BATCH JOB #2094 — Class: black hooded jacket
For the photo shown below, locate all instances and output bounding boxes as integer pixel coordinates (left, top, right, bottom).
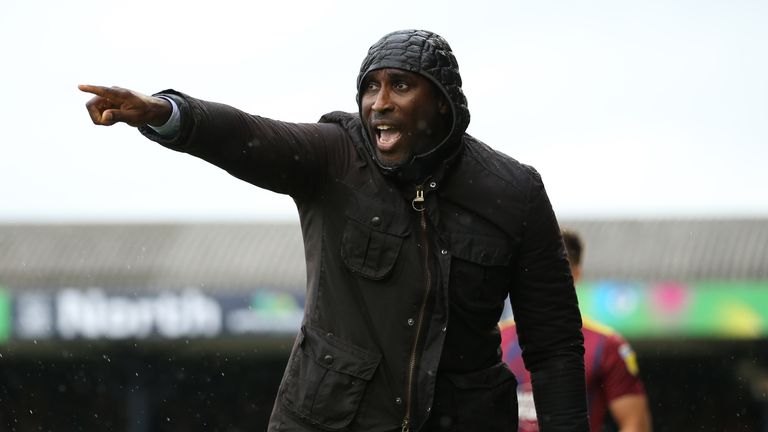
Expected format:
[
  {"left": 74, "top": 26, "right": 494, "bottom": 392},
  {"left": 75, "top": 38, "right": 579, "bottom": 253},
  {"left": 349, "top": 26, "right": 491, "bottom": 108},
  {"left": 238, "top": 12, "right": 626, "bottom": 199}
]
[{"left": 141, "top": 29, "right": 588, "bottom": 432}]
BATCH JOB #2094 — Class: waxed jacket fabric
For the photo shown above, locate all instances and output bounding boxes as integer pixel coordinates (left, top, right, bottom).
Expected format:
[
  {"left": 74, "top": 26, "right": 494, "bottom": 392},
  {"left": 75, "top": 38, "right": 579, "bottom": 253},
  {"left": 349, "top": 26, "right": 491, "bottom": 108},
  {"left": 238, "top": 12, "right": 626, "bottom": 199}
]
[{"left": 140, "top": 30, "right": 587, "bottom": 432}]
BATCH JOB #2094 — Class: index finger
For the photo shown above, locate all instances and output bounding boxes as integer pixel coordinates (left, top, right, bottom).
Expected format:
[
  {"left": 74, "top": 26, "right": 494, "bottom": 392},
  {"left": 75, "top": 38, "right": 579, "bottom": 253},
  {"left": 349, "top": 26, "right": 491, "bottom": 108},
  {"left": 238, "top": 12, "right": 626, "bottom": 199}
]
[{"left": 78, "top": 84, "right": 116, "bottom": 98}]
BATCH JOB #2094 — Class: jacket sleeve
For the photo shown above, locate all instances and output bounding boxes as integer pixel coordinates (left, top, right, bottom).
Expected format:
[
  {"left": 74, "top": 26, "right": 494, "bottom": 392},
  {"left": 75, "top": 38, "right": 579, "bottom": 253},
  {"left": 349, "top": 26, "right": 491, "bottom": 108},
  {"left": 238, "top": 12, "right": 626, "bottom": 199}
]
[
  {"left": 507, "top": 167, "right": 589, "bottom": 431},
  {"left": 138, "top": 90, "right": 350, "bottom": 199}
]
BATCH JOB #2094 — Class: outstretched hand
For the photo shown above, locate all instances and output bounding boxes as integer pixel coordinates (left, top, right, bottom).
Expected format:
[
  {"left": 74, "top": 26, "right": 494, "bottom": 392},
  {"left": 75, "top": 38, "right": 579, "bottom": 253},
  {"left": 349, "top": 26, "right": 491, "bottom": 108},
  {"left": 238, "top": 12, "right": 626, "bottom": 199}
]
[{"left": 78, "top": 85, "right": 172, "bottom": 127}]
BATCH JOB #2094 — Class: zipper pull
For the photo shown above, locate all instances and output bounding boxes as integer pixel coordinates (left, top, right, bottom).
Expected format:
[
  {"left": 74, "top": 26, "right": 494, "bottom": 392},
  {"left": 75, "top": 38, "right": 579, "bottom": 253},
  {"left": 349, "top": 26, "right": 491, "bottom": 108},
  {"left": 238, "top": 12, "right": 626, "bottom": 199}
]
[
  {"left": 401, "top": 417, "right": 410, "bottom": 432},
  {"left": 412, "top": 185, "right": 425, "bottom": 212}
]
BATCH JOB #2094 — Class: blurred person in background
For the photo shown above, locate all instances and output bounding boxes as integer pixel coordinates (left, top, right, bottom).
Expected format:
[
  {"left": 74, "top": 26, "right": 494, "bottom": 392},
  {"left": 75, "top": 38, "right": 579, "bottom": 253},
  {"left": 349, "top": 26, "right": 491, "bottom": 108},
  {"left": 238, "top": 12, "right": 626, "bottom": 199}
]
[
  {"left": 79, "top": 29, "right": 589, "bottom": 432},
  {"left": 501, "top": 229, "right": 652, "bottom": 432}
]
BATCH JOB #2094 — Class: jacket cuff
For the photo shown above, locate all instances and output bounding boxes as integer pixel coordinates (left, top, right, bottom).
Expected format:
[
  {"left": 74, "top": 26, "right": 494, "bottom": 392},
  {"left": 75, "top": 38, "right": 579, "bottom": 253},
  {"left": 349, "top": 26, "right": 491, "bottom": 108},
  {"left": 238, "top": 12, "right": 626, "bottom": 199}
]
[
  {"left": 138, "top": 90, "right": 194, "bottom": 152},
  {"left": 530, "top": 356, "right": 589, "bottom": 431}
]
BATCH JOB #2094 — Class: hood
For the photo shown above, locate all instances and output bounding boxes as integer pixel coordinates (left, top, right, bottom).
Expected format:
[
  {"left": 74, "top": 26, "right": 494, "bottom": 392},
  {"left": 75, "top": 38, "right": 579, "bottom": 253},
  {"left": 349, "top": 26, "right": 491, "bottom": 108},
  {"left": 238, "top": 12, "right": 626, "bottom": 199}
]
[{"left": 356, "top": 29, "right": 471, "bottom": 183}]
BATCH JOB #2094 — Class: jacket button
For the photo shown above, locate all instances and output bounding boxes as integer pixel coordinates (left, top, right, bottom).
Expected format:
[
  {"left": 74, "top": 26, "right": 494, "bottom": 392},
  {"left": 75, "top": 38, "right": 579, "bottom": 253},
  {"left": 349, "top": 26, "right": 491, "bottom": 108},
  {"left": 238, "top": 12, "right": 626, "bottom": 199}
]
[
  {"left": 429, "top": 181, "right": 437, "bottom": 188},
  {"left": 407, "top": 318, "right": 415, "bottom": 326},
  {"left": 394, "top": 397, "right": 403, "bottom": 405},
  {"left": 370, "top": 216, "right": 381, "bottom": 226},
  {"left": 323, "top": 354, "right": 334, "bottom": 365},
  {"left": 441, "top": 249, "right": 448, "bottom": 255}
]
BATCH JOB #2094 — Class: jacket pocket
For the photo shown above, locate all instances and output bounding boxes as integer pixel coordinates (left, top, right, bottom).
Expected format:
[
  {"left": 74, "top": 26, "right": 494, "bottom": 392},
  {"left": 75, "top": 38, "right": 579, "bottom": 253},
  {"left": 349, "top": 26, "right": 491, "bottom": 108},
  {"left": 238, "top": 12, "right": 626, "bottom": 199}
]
[
  {"left": 340, "top": 200, "right": 410, "bottom": 280},
  {"left": 449, "top": 233, "right": 515, "bottom": 311},
  {"left": 281, "top": 324, "right": 381, "bottom": 431},
  {"left": 436, "top": 363, "right": 518, "bottom": 431}
]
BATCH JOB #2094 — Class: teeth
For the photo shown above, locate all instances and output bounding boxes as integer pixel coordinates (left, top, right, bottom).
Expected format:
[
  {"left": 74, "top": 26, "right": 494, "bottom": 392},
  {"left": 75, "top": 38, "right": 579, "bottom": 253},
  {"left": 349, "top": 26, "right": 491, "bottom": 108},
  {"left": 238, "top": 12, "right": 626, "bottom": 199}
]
[{"left": 376, "top": 125, "right": 392, "bottom": 130}]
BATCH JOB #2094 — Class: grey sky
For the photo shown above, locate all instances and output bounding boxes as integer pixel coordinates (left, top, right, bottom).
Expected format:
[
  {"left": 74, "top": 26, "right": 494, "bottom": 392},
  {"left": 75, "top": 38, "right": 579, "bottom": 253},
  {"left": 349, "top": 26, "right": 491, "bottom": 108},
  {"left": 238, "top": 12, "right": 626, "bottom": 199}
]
[{"left": 2, "top": 0, "right": 766, "bottom": 222}]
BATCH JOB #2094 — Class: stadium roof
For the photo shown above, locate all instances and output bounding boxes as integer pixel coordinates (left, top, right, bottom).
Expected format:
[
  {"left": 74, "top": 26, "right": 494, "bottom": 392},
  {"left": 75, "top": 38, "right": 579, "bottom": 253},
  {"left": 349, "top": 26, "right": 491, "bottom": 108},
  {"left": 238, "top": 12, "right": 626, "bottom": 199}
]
[
  {"left": 0, "top": 223, "right": 305, "bottom": 293},
  {"left": 1, "top": 218, "right": 766, "bottom": 292},
  {"left": 563, "top": 218, "right": 768, "bottom": 282}
]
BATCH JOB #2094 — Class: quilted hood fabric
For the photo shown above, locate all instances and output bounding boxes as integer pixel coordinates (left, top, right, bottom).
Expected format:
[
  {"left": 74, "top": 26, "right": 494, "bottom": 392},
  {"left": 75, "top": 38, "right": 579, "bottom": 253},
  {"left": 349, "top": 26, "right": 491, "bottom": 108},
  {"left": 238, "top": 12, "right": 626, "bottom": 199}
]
[{"left": 356, "top": 29, "right": 471, "bottom": 182}]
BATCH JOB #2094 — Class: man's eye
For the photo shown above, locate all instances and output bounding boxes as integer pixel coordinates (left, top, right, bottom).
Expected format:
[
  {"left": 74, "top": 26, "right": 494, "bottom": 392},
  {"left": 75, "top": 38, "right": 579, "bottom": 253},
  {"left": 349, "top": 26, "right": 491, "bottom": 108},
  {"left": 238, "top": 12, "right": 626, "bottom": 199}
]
[
  {"left": 365, "top": 82, "right": 379, "bottom": 91},
  {"left": 394, "top": 82, "right": 409, "bottom": 90}
]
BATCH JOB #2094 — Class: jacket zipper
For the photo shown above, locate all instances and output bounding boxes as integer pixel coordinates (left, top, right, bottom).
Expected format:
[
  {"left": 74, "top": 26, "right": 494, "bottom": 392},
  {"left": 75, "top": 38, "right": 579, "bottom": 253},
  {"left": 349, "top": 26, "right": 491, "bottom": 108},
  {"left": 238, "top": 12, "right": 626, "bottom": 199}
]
[{"left": 403, "top": 184, "right": 430, "bottom": 432}]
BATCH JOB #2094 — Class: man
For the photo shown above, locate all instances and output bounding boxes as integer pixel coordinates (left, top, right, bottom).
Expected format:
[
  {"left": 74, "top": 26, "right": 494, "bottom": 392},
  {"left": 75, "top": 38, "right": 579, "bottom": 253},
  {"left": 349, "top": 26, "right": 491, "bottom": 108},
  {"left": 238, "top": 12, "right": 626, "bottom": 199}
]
[
  {"left": 80, "top": 29, "right": 588, "bottom": 431},
  {"left": 501, "top": 229, "right": 652, "bottom": 432}
]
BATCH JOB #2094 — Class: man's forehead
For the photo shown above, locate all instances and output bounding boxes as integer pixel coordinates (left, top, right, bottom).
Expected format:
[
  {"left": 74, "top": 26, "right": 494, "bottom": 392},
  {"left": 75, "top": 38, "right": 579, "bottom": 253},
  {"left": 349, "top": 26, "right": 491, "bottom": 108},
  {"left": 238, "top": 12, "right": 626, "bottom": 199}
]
[{"left": 364, "top": 68, "right": 423, "bottom": 81}]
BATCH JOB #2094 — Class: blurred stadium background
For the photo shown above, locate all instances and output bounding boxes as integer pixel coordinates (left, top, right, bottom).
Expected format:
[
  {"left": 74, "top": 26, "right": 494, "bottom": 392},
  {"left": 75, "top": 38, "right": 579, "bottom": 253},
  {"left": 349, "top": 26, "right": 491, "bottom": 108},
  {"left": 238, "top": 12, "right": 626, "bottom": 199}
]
[{"left": 1, "top": 218, "right": 766, "bottom": 431}]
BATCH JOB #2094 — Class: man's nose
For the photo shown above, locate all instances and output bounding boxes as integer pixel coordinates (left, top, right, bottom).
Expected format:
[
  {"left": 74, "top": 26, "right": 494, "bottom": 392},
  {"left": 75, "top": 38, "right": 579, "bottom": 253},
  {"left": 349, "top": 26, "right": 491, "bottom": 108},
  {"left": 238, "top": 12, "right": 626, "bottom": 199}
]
[{"left": 371, "top": 88, "right": 393, "bottom": 112}]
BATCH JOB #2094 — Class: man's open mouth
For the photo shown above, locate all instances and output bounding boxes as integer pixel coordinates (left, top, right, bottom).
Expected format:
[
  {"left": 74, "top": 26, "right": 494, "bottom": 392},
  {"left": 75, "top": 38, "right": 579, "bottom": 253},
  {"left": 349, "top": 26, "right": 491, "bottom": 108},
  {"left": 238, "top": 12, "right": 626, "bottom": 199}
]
[{"left": 375, "top": 125, "right": 402, "bottom": 152}]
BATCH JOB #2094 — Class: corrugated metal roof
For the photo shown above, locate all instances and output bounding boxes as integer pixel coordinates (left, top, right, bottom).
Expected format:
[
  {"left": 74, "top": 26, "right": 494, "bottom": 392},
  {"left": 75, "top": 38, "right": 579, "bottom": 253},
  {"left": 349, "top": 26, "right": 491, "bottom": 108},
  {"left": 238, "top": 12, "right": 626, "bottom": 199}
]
[
  {"left": 562, "top": 218, "right": 768, "bottom": 282},
  {"left": 0, "top": 223, "right": 305, "bottom": 293},
  {"left": 0, "top": 218, "right": 766, "bottom": 293}
]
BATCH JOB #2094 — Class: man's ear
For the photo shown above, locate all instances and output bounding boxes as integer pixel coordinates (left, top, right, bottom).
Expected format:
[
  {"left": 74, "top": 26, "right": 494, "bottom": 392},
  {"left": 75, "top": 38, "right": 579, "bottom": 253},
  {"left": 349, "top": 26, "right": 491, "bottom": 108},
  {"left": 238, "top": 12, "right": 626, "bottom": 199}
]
[
  {"left": 439, "top": 98, "right": 450, "bottom": 115},
  {"left": 571, "top": 265, "right": 582, "bottom": 283}
]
